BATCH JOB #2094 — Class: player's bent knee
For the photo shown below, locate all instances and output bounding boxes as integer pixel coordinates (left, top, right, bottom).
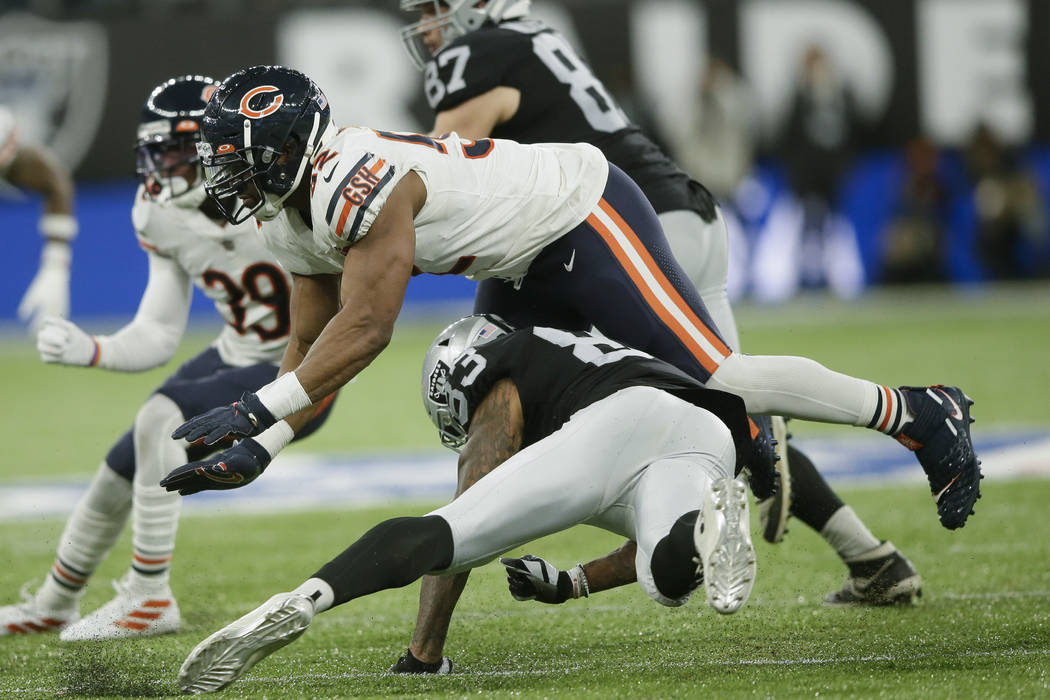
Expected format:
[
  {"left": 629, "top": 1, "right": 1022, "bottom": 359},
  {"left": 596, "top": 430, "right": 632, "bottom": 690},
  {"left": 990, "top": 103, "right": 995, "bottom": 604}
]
[{"left": 134, "top": 393, "right": 184, "bottom": 438}]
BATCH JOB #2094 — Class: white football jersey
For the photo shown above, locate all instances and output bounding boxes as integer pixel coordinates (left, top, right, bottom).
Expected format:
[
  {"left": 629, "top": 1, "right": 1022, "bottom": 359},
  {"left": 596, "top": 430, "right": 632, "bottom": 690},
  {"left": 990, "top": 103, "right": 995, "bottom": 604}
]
[
  {"left": 131, "top": 186, "right": 292, "bottom": 366},
  {"left": 0, "top": 106, "right": 18, "bottom": 174},
  {"left": 257, "top": 127, "right": 608, "bottom": 280}
]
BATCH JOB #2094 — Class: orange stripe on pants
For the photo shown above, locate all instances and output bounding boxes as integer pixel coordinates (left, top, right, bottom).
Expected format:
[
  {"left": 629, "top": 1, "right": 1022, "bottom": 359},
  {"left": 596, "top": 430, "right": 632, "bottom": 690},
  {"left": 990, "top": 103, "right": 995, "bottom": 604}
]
[{"left": 585, "top": 211, "right": 722, "bottom": 375}]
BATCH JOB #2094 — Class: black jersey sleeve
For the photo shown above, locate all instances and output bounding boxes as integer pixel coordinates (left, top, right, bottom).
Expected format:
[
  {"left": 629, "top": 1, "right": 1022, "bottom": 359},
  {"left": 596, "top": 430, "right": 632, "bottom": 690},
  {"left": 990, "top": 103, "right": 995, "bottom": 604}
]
[{"left": 428, "top": 26, "right": 533, "bottom": 113}]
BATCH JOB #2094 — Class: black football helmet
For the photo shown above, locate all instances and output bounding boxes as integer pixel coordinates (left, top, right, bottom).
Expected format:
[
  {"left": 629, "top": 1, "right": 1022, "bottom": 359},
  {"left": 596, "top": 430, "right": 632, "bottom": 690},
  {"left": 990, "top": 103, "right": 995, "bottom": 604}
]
[
  {"left": 197, "top": 65, "right": 332, "bottom": 224},
  {"left": 135, "top": 75, "right": 219, "bottom": 208}
]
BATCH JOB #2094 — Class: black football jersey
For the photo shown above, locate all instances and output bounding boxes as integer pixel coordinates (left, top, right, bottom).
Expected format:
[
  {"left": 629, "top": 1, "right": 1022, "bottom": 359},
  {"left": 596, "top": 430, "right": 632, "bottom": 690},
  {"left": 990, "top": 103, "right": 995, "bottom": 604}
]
[
  {"left": 443, "top": 327, "right": 752, "bottom": 472},
  {"left": 425, "top": 19, "right": 716, "bottom": 221}
]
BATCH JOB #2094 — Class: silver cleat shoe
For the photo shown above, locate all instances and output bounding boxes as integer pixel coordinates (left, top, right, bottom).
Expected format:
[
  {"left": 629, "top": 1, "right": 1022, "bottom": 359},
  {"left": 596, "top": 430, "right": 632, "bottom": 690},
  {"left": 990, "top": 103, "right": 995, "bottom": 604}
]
[
  {"left": 695, "top": 477, "right": 757, "bottom": 614},
  {"left": 178, "top": 592, "right": 315, "bottom": 694}
]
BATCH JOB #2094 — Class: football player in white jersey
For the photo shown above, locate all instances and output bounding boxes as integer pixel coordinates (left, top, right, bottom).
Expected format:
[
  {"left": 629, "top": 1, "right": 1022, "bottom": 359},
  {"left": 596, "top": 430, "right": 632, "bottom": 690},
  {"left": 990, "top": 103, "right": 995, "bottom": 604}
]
[
  {"left": 0, "top": 76, "right": 334, "bottom": 641},
  {"left": 167, "top": 66, "right": 980, "bottom": 543},
  {"left": 0, "top": 105, "right": 78, "bottom": 333},
  {"left": 174, "top": 316, "right": 761, "bottom": 692}
]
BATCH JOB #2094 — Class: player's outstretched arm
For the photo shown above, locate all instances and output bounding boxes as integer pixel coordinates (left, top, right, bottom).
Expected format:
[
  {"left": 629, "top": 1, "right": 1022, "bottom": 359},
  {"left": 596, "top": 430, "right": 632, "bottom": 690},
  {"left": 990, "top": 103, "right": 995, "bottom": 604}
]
[
  {"left": 501, "top": 541, "right": 639, "bottom": 604},
  {"left": 38, "top": 251, "right": 191, "bottom": 371},
  {"left": 11, "top": 143, "right": 78, "bottom": 333},
  {"left": 394, "top": 378, "right": 523, "bottom": 674},
  {"left": 173, "top": 175, "right": 421, "bottom": 450}
]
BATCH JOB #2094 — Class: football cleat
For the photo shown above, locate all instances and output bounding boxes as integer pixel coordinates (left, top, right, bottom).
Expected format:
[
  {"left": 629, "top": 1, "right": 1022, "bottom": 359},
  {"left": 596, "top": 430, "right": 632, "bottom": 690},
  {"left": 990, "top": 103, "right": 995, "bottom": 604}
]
[
  {"left": 757, "top": 416, "right": 792, "bottom": 544},
  {"left": 178, "top": 592, "right": 315, "bottom": 694},
  {"left": 0, "top": 582, "right": 77, "bottom": 636},
  {"left": 390, "top": 648, "right": 454, "bottom": 674},
  {"left": 823, "top": 541, "right": 922, "bottom": 606},
  {"left": 59, "top": 575, "right": 179, "bottom": 641},
  {"left": 744, "top": 415, "right": 780, "bottom": 500},
  {"left": 695, "top": 477, "right": 756, "bottom": 615},
  {"left": 896, "top": 386, "right": 982, "bottom": 529}
]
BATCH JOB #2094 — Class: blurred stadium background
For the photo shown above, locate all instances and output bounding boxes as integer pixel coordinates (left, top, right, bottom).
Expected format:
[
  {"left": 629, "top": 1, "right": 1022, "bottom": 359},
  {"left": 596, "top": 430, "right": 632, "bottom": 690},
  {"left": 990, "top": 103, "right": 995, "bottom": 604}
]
[{"left": 1, "top": 2, "right": 1049, "bottom": 697}]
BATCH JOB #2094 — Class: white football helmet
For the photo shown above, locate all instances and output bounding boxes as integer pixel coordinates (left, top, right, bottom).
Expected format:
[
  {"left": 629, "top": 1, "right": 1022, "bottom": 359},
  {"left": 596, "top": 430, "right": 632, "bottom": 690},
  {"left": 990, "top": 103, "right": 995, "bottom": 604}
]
[
  {"left": 400, "top": 0, "right": 532, "bottom": 70},
  {"left": 421, "top": 314, "right": 514, "bottom": 451}
]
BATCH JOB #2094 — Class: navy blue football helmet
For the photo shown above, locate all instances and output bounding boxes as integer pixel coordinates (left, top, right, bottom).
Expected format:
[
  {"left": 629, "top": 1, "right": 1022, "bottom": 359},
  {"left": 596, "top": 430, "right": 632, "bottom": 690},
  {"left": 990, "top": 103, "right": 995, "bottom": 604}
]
[
  {"left": 197, "top": 65, "right": 332, "bottom": 224},
  {"left": 135, "top": 75, "right": 219, "bottom": 207}
]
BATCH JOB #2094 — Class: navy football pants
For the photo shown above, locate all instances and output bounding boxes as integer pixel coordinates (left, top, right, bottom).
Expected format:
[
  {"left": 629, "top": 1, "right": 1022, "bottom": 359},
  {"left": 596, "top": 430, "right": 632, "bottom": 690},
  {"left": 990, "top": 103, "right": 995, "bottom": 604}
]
[
  {"left": 105, "top": 346, "right": 334, "bottom": 481},
  {"left": 474, "top": 164, "right": 732, "bottom": 383}
]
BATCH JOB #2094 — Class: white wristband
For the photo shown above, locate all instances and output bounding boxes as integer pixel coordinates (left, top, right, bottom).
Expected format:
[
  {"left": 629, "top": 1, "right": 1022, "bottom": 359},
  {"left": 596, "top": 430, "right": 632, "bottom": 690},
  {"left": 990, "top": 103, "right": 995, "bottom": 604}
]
[
  {"left": 255, "top": 371, "right": 312, "bottom": 420},
  {"left": 39, "top": 214, "right": 78, "bottom": 242},
  {"left": 567, "top": 564, "right": 590, "bottom": 599},
  {"left": 40, "top": 239, "right": 72, "bottom": 267},
  {"left": 252, "top": 420, "right": 295, "bottom": 459}
]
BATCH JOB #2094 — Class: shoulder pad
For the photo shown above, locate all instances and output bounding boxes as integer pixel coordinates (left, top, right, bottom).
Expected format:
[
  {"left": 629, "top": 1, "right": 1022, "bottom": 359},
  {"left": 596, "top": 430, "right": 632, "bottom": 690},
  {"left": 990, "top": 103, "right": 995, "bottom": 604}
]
[
  {"left": 131, "top": 186, "right": 181, "bottom": 256},
  {"left": 311, "top": 130, "right": 401, "bottom": 244}
]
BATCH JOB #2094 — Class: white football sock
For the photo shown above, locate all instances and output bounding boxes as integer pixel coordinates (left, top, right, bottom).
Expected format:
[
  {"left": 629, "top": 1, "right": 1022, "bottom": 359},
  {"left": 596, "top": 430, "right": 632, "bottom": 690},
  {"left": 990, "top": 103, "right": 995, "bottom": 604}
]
[
  {"left": 36, "top": 463, "right": 132, "bottom": 612},
  {"left": 128, "top": 394, "right": 185, "bottom": 592},
  {"left": 293, "top": 578, "right": 335, "bottom": 613},
  {"left": 820, "top": 506, "right": 881, "bottom": 561},
  {"left": 707, "top": 352, "right": 885, "bottom": 426}
]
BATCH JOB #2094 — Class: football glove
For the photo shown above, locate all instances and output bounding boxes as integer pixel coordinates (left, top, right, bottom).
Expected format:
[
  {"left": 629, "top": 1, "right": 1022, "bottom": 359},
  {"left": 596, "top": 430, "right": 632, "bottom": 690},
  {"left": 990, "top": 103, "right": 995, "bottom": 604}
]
[
  {"left": 159, "top": 438, "right": 271, "bottom": 496},
  {"left": 18, "top": 241, "right": 71, "bottom": 335},
  {"left": 171, "top": 391, "right": 276, "bottom": 445},
  {"left": 36, "top": 317, "right": 96, "bottom": 366},
  {"left": 500, "top": 555, "right": 589, "bottom": 604},
  {"left": 389, "top": 648, "right": 453, "bottom": 675}
]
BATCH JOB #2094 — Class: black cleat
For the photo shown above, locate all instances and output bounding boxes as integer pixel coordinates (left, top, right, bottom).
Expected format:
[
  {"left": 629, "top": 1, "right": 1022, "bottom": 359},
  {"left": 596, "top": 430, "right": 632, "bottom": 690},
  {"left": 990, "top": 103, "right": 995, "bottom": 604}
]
[
  {"left": 757, "top": 416, "right": 792, "bottom": 544},
  {"left": 896, "top": 386, "right": 981, "bottom": 530},
  {"left": 744, "top": 415, "right": 781, "bottom": 501},
  {"left": 824, "top": 541, "right": 922, "bottom": 606}
]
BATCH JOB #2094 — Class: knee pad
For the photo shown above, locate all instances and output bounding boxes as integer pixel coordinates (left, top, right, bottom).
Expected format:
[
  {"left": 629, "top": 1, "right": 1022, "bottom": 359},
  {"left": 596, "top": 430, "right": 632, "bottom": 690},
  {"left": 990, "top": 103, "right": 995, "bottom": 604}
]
[{"left": 132, "top": 394, "right": 187, "bottom": 485}]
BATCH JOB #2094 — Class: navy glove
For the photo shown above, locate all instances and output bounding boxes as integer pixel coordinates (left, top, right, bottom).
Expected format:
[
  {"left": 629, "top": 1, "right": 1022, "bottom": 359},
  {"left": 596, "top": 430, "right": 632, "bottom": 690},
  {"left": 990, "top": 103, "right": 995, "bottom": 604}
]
[
  {"left": 171, "top": 392, "right": 276, "bottom": 445},
  {"left": 389, "top": 648, "right": 453, "bottom": 675},
  {"left": 159, "top": 438, "right": 271, "bottom": 496}
]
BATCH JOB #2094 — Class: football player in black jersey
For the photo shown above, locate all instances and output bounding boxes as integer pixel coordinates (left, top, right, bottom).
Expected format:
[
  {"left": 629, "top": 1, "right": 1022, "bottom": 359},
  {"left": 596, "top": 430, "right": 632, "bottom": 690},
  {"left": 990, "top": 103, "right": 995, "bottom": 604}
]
[
  {"left": 397, "top": 0, "right": 924, "bottom": 628},
  {"left": 175, "top": 316, "right": 764, "bottom": 692}
]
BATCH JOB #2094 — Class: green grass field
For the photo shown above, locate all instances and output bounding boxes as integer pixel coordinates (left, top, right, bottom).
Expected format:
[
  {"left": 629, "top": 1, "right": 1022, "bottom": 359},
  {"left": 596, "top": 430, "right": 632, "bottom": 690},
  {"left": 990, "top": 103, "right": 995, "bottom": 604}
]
[{"left": 1, "top": 284, "right": 1049, "bottom": 698}]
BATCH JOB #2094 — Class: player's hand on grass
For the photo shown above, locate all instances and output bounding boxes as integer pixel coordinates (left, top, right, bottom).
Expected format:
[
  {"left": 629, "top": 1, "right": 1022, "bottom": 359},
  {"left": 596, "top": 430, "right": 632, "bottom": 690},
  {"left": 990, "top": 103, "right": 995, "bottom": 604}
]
[
  {"left": 171, "top": 391, "right": 275, "bottom": 445},
  {"left": 36, "top": 317, "right": 96, "bottom": 366},
  {"left": 500, "top": 555, "right": 579, "bottom": 604},
  {"left": 160, "top": 438, "right": 271, "bottom": 496}
]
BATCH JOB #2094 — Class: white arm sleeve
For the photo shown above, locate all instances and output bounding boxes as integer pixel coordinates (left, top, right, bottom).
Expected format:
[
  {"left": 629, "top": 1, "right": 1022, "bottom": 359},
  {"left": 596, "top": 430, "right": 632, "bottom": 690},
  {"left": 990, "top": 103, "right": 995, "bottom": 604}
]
[{"left": 93, "top": 251, "right": 192, "bottom": 371}]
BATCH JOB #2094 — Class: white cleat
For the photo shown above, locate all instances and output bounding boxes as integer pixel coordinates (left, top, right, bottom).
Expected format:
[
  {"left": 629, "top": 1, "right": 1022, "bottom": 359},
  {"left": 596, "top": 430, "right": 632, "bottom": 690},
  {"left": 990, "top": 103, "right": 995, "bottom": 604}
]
[
  {"left": 178, "top": 592, "right": 315, "bottom": 694},
  {"left": 59, "top": 576, "right": 179, "bottom": 642},
  {"left": 695, "top": 477, "right": 757, "bottom": 615},
  {"left": 0, "top": 582, "right": 78, "bottom": 636}
]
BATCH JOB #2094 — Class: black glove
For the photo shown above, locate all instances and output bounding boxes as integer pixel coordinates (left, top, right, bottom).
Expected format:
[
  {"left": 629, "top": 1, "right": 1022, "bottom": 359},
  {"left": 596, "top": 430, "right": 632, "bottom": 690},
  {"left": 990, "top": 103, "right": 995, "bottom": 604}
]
[
  {"left": 389, "top": 648, "right": 453, "bottom": 675},
  {"left": 160, "top": 439, "right": 271, "bottom": 496},
  {"left": 171, "top": 391, "right": 276, "bottom": 445},
  {"left": 744, "top": 415, "right": 781, "bottom": 500},
  {"left": 500, "top": 555, "right": 584, "bottom": 604}
]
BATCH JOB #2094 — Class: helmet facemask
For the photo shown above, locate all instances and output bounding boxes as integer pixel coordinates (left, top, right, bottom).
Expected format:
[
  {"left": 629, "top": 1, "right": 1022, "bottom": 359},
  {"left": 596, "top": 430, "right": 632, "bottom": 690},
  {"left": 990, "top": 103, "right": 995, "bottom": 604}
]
[
  {"left": 199, "top": 110, "right": 322, "bottom": 225},
  {"left": 135, "top": 124, "right": 208, "bottom": 210}
]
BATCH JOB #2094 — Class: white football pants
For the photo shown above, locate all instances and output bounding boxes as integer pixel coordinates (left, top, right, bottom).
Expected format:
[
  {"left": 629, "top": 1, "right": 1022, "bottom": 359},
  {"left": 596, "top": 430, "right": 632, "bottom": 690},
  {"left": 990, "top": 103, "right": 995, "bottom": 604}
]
[{"left": 428, "top": 386, "right": 735, "bottom": 606}]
